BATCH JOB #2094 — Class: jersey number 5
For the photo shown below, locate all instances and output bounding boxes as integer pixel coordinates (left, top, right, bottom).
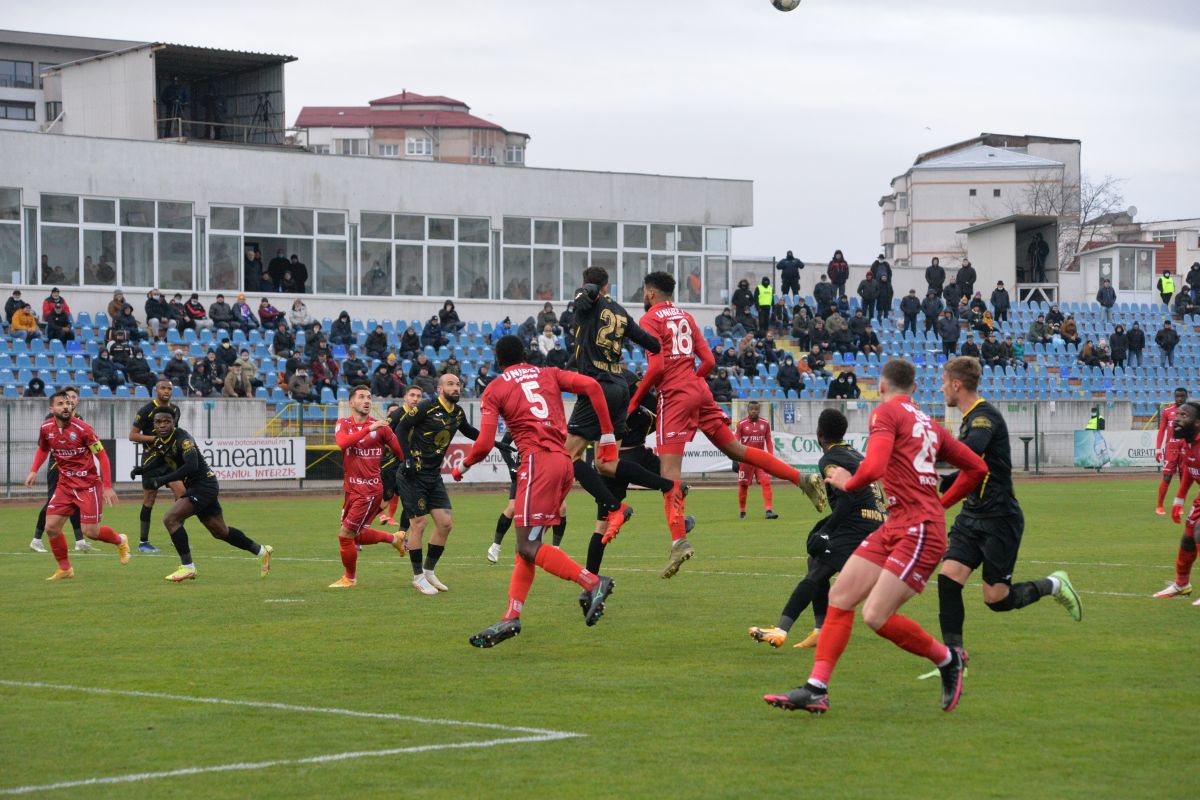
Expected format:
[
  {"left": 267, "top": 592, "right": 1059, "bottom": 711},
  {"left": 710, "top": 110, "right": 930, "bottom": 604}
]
[
  {"left": 665, "top": 319, "right": 693, "bottom": 356},
  {"left": 521, "top": 381, "right": 550, "bottom": 419},
  {"left": 911, "top": 422, "right": 938, "bottom": 475}
]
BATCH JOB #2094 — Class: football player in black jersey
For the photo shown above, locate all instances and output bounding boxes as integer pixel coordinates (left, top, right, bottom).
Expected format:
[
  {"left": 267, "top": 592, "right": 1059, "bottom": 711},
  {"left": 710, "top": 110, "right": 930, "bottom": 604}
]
[
  {"left": 565, "top": 266, "right": 685, "bottom": 543},
  {"left": 132, "top": 407, "right": 272, "bottom": 582},
  {"left": 377, "top": 387, "right": 422, "bottom": 529},
  {"left": 128, "top": 379, "right": 183, "bottom": 553},
  {"left": 932, "top": 357, "right": 1081, "bottom": 664},
  {"left": 750, "top": 409, "right": 885, "bottom": 649},
  {"left": 30, "top": 385, "right": 92, "bottom": 553}
]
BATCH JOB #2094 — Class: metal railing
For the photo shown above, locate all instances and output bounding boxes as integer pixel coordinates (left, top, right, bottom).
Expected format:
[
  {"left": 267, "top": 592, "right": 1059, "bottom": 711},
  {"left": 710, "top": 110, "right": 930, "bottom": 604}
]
[{"left": 156, "top": 117, "right": 309, "bottom": 148}]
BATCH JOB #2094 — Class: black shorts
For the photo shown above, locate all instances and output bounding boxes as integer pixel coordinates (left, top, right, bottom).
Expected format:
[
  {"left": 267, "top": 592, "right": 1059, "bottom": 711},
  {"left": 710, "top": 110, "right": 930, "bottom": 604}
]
[
  {"left": 398, "top": 470, "right": 452, "bottom": 518},
  {"left": 806, "top": 520, "right": 876, "bottom": 571},
  {"left": 567, "top": 375, "right": 629, "bottom": 442},
  {"left": 185, "top": 479, "right": 224, "bottom": 521},
  {"left": 381, "top": 460, "right": 400, "bottom": 500},
  {"left": 945, "top": 511, "right": 1024, "bottom": 586},
  {"left": 596, "top": 446, "right": 659, "bottom": 520},
  {"left": 46, "top": 467, "right": 59, "bottom": 498}
]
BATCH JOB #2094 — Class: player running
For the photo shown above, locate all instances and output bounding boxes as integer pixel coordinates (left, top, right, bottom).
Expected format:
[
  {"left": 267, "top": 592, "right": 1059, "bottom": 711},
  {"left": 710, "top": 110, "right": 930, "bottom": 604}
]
[
  {"left": 736, "top": 401, "right": 779, "bottom": 520},
  {"left": 377, "top": 387, "right": 422, "bottom": 528},
  {"left": 763, "top": 359, "right": 986, "bottom": 715},
  {"left": 486, "top": 433, "right": 563, "bottom": 563},
  {"left": 455, "top": 335, "right": 618, "bottom": 648},
  {"left": 328, "top": 386, "right": 409, "bottom": 588},
  {"left": 565, "top": 266, "right": 684, "bottom": 543},
  {"left": 396, "top": 373, "right": 482, "bottom": 595},
  {"left": 29, "top": 385, "right": 94, "bottom": 553},
  {"left": 929, "top": 357, "right": 1081, "bottom": 669},
  {"left": 1160, "top": 400, "right": 1200, "bottom": 601},
  {"left": 1156, "top": 387, "right": 1189, "bottom": 516},
  {"left": 133, "top": 408, "right": 272, "bottom": 582},
  {"left": 629, "top": 271, "right": 826, "bottom": 578},
  {"left": 24, "top": 390, "right": 128, "bottom": 580},
  {"left": 750, "top": 409, "right": 885, "bottom": 650},
  {"left": 128, "top": 379, "right": 183, "bottom": 553}
]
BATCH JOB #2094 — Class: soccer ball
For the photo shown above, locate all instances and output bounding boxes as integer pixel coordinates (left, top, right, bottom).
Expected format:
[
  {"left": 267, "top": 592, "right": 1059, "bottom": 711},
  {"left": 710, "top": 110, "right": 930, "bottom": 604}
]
[{"left": 772, "top": 0, "right": 801, "bottom": 10}]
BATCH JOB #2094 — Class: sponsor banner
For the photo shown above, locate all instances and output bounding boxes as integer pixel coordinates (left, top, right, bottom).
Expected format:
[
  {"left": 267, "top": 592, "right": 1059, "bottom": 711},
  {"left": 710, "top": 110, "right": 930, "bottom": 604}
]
[
  {"left": 442, "top": 437, "right": 514, "bottom": 484},
  {"left": 680, "top": 433, "right": 870, "bottom": 475},
  {"left": 1073, "top": 430, "right": 1157, "bottom": 468},
  {"left": 114, "top": 437, "right": 306, "bottom": 482}
]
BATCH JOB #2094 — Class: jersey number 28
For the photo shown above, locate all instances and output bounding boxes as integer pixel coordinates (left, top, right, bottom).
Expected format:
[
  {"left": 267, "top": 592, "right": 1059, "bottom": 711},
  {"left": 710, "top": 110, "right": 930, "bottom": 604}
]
[{"left": 911, "top": 422, "right": 938, "bottom": 474}]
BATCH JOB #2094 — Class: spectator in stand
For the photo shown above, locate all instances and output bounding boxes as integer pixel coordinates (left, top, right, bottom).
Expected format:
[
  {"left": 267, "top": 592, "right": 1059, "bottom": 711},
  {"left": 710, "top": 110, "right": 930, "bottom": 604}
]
[
  {"left": 208, "top": 294, "right": 234, "bottom": 332},
  {"left": 925, "top": 257, "right": 945, "bottom": 297},
  {"left": 559, "top": 300, "right": 576, "bottom": 331},
  {"left": 847, "top": 308, "right": 869, "bottom": 344},
  {"left": 311, "top": 350, "right": 339, "bottom": 393},
  {"left": 439, "top": 354, "right": 463, "bottom": 378},
  {"left": 960, "top": 333, "right": 981, "bottom": 359},
  {"left": 899, "top": 288, "right": 920, "bottom": 335},
  {"left": 342, "top": 348, "right": 368, "bottom": 385},
  {"left": 804, "top": 344, "right": 830, "bottom": 381},
  {"left": 45, "top": 299, "right": 74, "bottom": 343},
  {"left": 364, "top": 324, "right": 388, "bottom": 360},
  {"left": 856, "top": 270, "right": 879, "bottom": 321},
  {"left": 113, "top": 303, "right": 141, "bottom": 341},
  {"left": 1077, "top": 340, "right": 1100, "bottom": 368},
  {"left": 473, "top": 365, "right": 493, "bottom": 397},
  {"left": 267, "top": 249, "right": 290, "bottom": 289},
  {"left": 769, "top": 298, "right": 790, "bottom": 336},
  {"left": 288, "top": 367, "right": 315, "bottom": 403},
  {"left": 715, "top": 307, "right": 737, "bottom": 338},
  {"left": 956, "top": 295, "right": 970, "bottom": 320},
  {"left": 303, "top": 322, "right": 326, "bottom": 360},
  {"left": 534, "top": 301, "right": 557, "bottom": 332},
  {"left": 709, "top": 368, "right": 734, "bottom": 403},
  {"left": 1096, "top": 279, "right": 1117, "bottom": 326},
  {"left": 1156, "top": 320, "right": 1180, "bottom": 367},
  {"left": 778, "top": 250, "right": 805, "bottom": 298},
  {"left": 829, "top": 322, "right": 854, "bottom": 356},
  {"left": 181, "top": 293, "right": 210, "bottom": 331},
  {"left": 288, "top": 254, "right": 308, "bottom": 294},
  {"left": 974, "top": 310, "right": 995, "bottom": 337},
  {"left": 106, "top": 290, "right": 126, "bottom": 323},
  {"left": 107, "top": 328, "right": 132, "bottom": 375},
  {"left": 288, "top": 298, "right": 312, "bottom": 331},
  {"left": 204, "top": 349, "right": 227, "bottom": 392},
  {"left": 413, "top": 366, "right": 437, "bottom": 397},
  {"left": 776, "top": 356, "right": 803, "bottom": 397},
  {"left": 25, "top": 376, "right": 46, "bottom": 398},
  {"left": 163, "top": 349, "right": 191, "bottom": 390},
  {"left": 739, "top": 341, "right": 761, "bottom": 377},
  {"left": 212, "top": 340, "right": 235, "bottom": 371},
  {"left": 860, "top": 323, "right": 882, "bottom": 357},
  {"left": 329, "top": 311, "right": 354, "bottom": 346},
  {"left": 877, "top": 274, "right": 894, "bottom": 321},
  {"left": 517, "top": 315, "right": 539, "bottom": 345},
  {"left": 956, "top": 258, "right": 977, "bottom": 299},
  {"left": 42, "top": 287, "right": 70, "bottom": 321},
  {"left": 825, "top": 306, "right": 847, "bottom": 338},
  {"left": 166, "top": 293, "right": 189, "bottom": 332},
  {"left": 1060, "top": 315, "right": 1081, "bottom": 346},
  {"left": 921, "top": 290, "right": 943, "bottom": 333},
  {"left": 981, "top": 332, "right": 1005, "bottom": 367},
  {"left": 258, "top": 298, "right": 283, "bottom": 329},
  {"left": 1157, "top": 269, "right": 1177, "bottom": 307},
  {"left": 761, "top": 333, "right": 780, "bottom": 365},
  {"left": 422, "top": 316, "right": 446, "bottom": 350},
  {"left": 1186, "top": 261, "right": 1200, "bottom": 300},
  {"left": 546, "top": 341, "right": 568, "bottom": 368},
  {"left": 91, "top": 348, "right": 123, "bottom": 390},
  {"left": 409, "top": 352, "right": 434, "bottom": 380},
  {"left": 435, "top": 300, "right": 462, "bottom": 334},
  {"left": 143, "top": 289, "right": 170, "bottom": 340},
  {"left": 230, "top": 294, "right": 259, "bottom": 332},
  {"left": 870, "top": 253, "right": 892, "bottom": 285},
  {"left": 238, "top": 349, "right": 262, "bottom": 389},
  {"left": 754, "top": 276, "right": 774, "bottom": 334},
  {"left": 370, "top": 365, "right": 397, "bottom": 398},
  {"left": 827, "top": 250, "right": 849, "bottom": 299},
  {"left": 538, "top": 325, "right": 557, "bottom": 356},
  {"left": 11, "top": 302, "right": 39, "bottom": 342},
  {"left": 270, "top": 321, "right": 294, "bottom": 358},
  {"left": 813, "top": 274, "right": 836, "bottom": 315},
  {"left": 717, "top": 345, "right": 738, "bottom": 373},
  {"left": 5, "top": 288, "right": 23, "bottom": 323},
  {"left": 276, "top": 270, "right": 297, "bottom": 293},
  {"left": 223, "top": 361, "right": 253, "bottom": 397},
  {"left": 990, "top": 280, "right": 1011, "bottom": 323},
  {"left": 731, "top": 278, "right": 754, "bottom": 322},
  {"left": 1045, "top": 304, "right": 1065, "bottom": 328},
  {"left": 937, "top": 309, "right": 960, "bottom": 357},
  {"left": 493, "top": 317, "right": 513, "bottom": 341},
  {"left": 399, "top": 326, "right": 421, "bottom": 360},
  {"left": 1011, "top": 335, "right": 1027, "bottom": 367},
  {"left": 735, "top": 303, "right": 758, "bottom": 337},
  {"left": 1175, "top": 291, "right": 1196, "bottom": 318},
  {"left": 827, "top": 371, "right": 861, "bottom": 399},
  {"left": 243, "top": 247, "right": 264, "bottom": 292},
  {"left": 1094, "top": 338, "right": 1114, "bottom": 369},
  {"left": 125, "top": 348, "right": 155, "bottom": 390},
  {"left": 809, "top": 318, "right": 830, "bottom": 355},
  {"left": 791, "top": 307, "right": 812, "bottom": 349},
  {"left": 1109, "top": 324, "right": 1128, "bottom": 369},
  {"left": 1027, "top": 314, "right": 1051, "bottom": 345},
  {"left": 943, "top": 279, "right": 962, "bottom": 317}
]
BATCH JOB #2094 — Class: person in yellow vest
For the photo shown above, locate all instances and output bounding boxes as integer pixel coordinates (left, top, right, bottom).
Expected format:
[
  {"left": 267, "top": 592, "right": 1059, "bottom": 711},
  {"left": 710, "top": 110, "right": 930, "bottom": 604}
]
[
  {"left": 755, "top": 276, "right": 774, "bottom": 335},
  {"left": 1086, "top": 407, "right": 1105, "bottom": 431},
  {"left": 1158, "top": 270, "right": 1176, "bottom": 306},
  {"left": 1086, "top": 406, "right": 1108, "bottom": 472}
]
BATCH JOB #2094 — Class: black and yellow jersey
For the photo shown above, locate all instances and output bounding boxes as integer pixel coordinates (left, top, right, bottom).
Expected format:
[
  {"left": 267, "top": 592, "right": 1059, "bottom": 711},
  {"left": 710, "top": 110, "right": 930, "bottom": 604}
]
[
  {"left": 621, "top": 369, "right": 657, "bottom": 448},
  {"left": 817, "top": 442, "right": 887, "bottom": 539},
  {"left": 147, "top": 427, "right": 217, "bottom": 489},
  {"left": 397, "top": 397, "right": 480, "bottom": 473},
  {"left": 570, "top": 289, "right": 660, "bottom": 377},
  {"left": 954, "top": 399, "right": 1019, "bottom": 518},
  {"left": 133, "top": 399, "right": 180, "bottom": 437}
]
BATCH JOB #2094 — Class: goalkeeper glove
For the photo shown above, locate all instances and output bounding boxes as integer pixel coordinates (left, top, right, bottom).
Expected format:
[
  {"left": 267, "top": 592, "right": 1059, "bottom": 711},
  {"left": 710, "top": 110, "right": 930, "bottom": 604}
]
[
  {"left": 597, "top": 433, "right": 618, "bottom": 464},
  {"left": 130, "top": 466, "right": 145, "bottom": 480}
]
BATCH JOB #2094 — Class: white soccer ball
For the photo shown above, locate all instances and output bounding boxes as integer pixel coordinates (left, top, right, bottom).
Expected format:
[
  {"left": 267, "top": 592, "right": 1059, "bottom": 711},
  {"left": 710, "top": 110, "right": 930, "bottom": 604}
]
[{"left": 772, "top": 0, "right": 801, "bottom": 10}]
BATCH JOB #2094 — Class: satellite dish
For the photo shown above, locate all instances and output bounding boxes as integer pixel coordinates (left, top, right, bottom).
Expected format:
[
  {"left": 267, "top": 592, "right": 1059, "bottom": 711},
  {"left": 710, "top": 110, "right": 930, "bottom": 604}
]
[{"left": 1126, "top": 205, "right": 1138, "bottom": 219}]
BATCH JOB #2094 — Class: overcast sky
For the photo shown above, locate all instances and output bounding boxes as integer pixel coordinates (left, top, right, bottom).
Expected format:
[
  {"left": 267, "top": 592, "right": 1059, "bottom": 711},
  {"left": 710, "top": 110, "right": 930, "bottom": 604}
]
[{"left": 10, "top": 0, "right": 1198, "bottom": 262}]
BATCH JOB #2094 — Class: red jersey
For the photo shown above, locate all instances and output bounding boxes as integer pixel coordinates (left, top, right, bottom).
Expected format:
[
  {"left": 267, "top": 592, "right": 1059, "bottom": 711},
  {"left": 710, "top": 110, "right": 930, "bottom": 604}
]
[
  {"left": 637, "top": 302, "right": 716, "bottom": 394},
  {"left": 736, "top": 417, "right": 773, "bottom": 452},
  {"left": 36, "top": 417, "right": 104, "bottom": 491},
  {"left": 1158, "top": 403, "right": 1184, "bottom": 450},
  {"left": 1175, "top": 437, "right": 1200, "bottom": 497},
  {"left": 335, "top": 416, "right": 403, "bottom": 497}
]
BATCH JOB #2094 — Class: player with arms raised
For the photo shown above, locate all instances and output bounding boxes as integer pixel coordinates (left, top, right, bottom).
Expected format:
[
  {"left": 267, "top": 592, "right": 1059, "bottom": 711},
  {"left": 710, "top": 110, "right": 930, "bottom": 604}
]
[
  {"left": 1160, "top": 401, "right": 1200, "bottom": 601},
  {"left": 736, "top": 400, "right": 779, "bottom": 520},
  {"left": 328, "top": 386, "right": 409, "bottom": 588},
  {"left": 763, "top": 359, "right": 987, "bottom": 715},
  {"left": 25, "top": 389, "right": 129, "bottom": 580},
  {"left": 629, "top": 272, "right": 825, "bottom": 577},
  {"left": 1156, "top": 388, "right": 1189, "bottom": 517},
  {"left": 455, "top": 335, "right": 618, "bottom": 648}
]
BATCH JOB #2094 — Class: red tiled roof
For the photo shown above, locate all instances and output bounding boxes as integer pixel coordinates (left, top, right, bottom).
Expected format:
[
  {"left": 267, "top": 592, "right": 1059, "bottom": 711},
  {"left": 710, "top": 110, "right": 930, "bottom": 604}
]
[
  {"left": 369, "top": 91, "right": 465, "bottom": 107},
  {"left": 294, "top": 106, "right": 505, "bottom": 131}
]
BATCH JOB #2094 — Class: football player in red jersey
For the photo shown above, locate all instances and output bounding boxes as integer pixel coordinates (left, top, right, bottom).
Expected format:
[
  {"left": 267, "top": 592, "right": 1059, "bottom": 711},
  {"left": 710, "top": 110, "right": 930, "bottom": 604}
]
[
  {"left": 735, "top": 401, "right": 779, "bottom": 520},
  {"left": 24, "top": 390, "right": 128, "bottom": 580},
  {"left": 1156, "top": 387, "right": 1189, "bottom": 515},
  {"left": 629, "top": 272, "right": 825, "bottom": 578},
  {"left": 763, "top": 359, "right": 987, "bottom": 715},
  {"left": 1161, "top": 401, "right": 1200, "bottom": 600},
  {"left": 328, "top": 385, "right": 409, "bottom": 588},
  {"left": 454, "top": 335, "right": 619, "bottom": 648}
]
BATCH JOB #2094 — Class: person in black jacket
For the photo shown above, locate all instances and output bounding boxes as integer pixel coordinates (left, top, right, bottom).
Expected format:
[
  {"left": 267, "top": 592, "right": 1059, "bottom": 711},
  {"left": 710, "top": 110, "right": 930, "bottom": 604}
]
[
  {"left": 943, "top": 281, "right": 962, "bottom": 318},
  {"left": 45, "top": 300, "right": 74, "bottom": 342},
  {"left": 955, "top": 259, "right": 976, "bottom": 299},
  {"left": 804, "top": 345, "right": 830, "bottom": 380},
  {"left": 870, "top": 254, "right": 892, "bottom": 285},
  {"left": 1109, "top": 324, "right": 1128, "bottom": 369},
  {"left": 732, "top": 279, "right": 755, "bottom": 320},
  {"left": 125, "top": 348, "right": 156, "bottom": 390},
  {"left": 399, "top": 326, "right": 420, "bottom": 360},
  {"left": 270, "top": 322, "right": 294, "bottom": 359},
  {"left": 370, "top": 365, "right": 397, "bottom": 398},
  {"left": 439, "top": 300, "right": 464, "bottom": 334},
  {"left": 342, "top": 349, "right": 369, "bottom": 385},
  {"left": 990, "top": 281, "right": 1011, "bottom": 323},
  {"left": 921, "top": 291, "right": 944, "bottom": 333},
  {"left": 777, "top": 356, "right": 803, "bottom": 398},
  {"left": 925, "top": 257, "right": 945, "bottom": 296},
  {"left": 91, "top": 348, "right": 124, "bottom": 390},
  {"left": 189, "top": 360, "right": 214, "bottom": 397},
  {"left": 163, "top": 350, "right": 191, "bottom": 391},
  {"left": 876, "top": 274, "right": 894, "bottom": 321},
  {"left": 144, "top": 292, "right": 171, "bottom": 340},
  {"left": 960, "top": 334, "right": 981, "bottom": 359},
  {"left": 4, "top": 288, "right": 22, "bottom": 323},
  {"left": 813, "top": 275, "right": 836, "bottom": 314},
  {"left": 364, "top": 324, "right": 389, "bottom": 360},
  {"left": 1127, "top": 321, "right": 1146, "bottom": 368},
  {"left": 827, "top": 251, "right": 849, "bottom": 299},
  {"left": 899, "top": 289, "right": 921, "bottom": 334},
  {"left": 1156, "top": 320, "right": 1180, "bottom": 367},
  {"left": 709, "top": 368, "right": 734, "bottom": 403},
  {"left": 330, "top": 311, "right": 354, "bottom": 346},
  {"left": 856, "top": 272, "right": 879, "bottom": 321},
  {"left": 778, "top": 251, "right": 805, "bottom": 298},
  {"left": 937, "top": 310, "right": 961, "bottom": 357}
]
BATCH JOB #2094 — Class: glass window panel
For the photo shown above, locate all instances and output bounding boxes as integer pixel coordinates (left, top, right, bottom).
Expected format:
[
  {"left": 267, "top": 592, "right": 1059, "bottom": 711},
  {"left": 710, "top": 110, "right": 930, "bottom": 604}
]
[
  {"left": 40, "top": 225, "right": 79, "bottom": 284},
  {"left": 533, "top": 249, "right": 560, "bottom": 301},
  {"left": 621, "top": 251, "right": 648, "bottom": 305},
  {"left": 158, "top": 201, "right": 192, "bottom": 230},
  {"left": 705, "top": 228, "right": 729, "bottom": 253},
  {"left": 534, "top": 220, "right": 559, "bottom": 246},
  {"left": 121, "top": 230, "right": 154, "bottom": 287},
  {"left": 394, "top": 214, "right": 424, "bottom": 241},
  {"left": 591, "top": 221, "right": 617, "bottom": 249},
  {"left": 428, "top": 245, "right": 455, "bottom": 296},
  {"left": 24, "top": 208, "right": 38, "bottom": 284},
  {"left": 0, "top": 224, "right": 21, "bottom": 277},
  {"left": 360, "top": 240, "right": 392, "bottom": 296},
  {"left": 679, "top": 255, "right": 703, "bottom": 303},
  {"left": 0, "top": 187, "right": 19, "bottom": 221},
  {"left": 120, "top": 199, "right": 155, "bottom": 228},
  {"left": 591, "top": 250, "right": 617, "bottom": 273},
  {"left": 650, "top": 224, "right": 675, "bottom": 251},
  {"left": 211, "top": 206, "right": 240, "bottom": 231},
  {"left": 159, "top": 232, "right": 193, "bottom": 290},
  {"left": 651, "top": 253, "right": 675, "bottom": 280},
  {"left": 1097, "top": 257, "right": 1113, "bottom": 284},
  {"left": 563, "top": 220, "right": 589, "bottom": 248},
  {"left": 361, "top": 212, "right": 391, "bottom": 240},
  {"left": 503, "top": 248, "right": 531, "bottom": 300},
  {"left": 41, "top": 194, "right": 78, "bottom": 224},
  {"left": 83, "top": 198, "right": 115, "bottom": 225},
  {"left": 458, "top": 217, "right": 488, "bottom": 244},
  {"left": 317, "top": 211, "right": 345, "bottom": 236},
  {"left": 280, "top": 208, "right": 314, "bottom": 236},
  {"left": 316, "top": 239, "right": 347, "bottom": 294},
  {"left": 429, "top": 217, "right": 455, "bottom": 241},
  {"left": 623, "top": 224, "right": 647, "bottom": 249},
  {"left": 563, "top": 251, "right": 589, "bottom": 292},
  {"left": 244, "top": 206, "right": 278, "bottom": 234},
  {"left": 208, "top": 234, "right": 240, "bottom": 291},
  {"left": 503, "top": 217, "right": 530, "bottom": 246},
  {"left": 678, "top": 225, "right": 702, "bottom": 252},
  {"left": 395, "top": 244, "right": 423, "bottom": 296},
  {"left": 704, "top": 256, "right": 728, "bottom": 305},
  {"left": 1118, "top": 250, "right": 1135, "bottom": 291},
  {"left": 1137, "top": 250, "right": 1153, "bottom": 292},
  {"left": 458, "top": 246, "right": 489, "bottom": 299},
  {"left": 82, "top": 230, "right": 117, "bottom": 286}
]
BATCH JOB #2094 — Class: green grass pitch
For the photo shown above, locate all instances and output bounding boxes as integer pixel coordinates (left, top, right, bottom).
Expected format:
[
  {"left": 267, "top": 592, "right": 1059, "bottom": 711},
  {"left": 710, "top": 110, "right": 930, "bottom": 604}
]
[{"left": 0, "top": 477, "right": 1189, "bottom": 798}]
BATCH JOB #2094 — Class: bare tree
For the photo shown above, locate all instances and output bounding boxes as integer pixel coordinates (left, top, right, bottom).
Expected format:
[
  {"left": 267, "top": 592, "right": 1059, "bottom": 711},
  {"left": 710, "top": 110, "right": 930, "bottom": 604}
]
[{"left": 1009, "top": 171, "right": 1126, "bottom": 272}]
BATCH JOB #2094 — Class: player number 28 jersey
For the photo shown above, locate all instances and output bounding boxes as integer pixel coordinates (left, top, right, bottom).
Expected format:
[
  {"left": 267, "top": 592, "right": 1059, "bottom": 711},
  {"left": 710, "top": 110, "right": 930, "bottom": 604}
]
[{"left": 868, "top": 396, "right": 954, "bottom": 526}]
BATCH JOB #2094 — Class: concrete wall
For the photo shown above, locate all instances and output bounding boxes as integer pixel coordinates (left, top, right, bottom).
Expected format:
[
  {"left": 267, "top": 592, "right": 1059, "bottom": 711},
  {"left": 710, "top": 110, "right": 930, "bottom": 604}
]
[
  {"left": 963, "top": 223, "right": 1017, "bottom": 292},
  {"left": 59, "top": 49, "right": 155, "bottom": 140}
]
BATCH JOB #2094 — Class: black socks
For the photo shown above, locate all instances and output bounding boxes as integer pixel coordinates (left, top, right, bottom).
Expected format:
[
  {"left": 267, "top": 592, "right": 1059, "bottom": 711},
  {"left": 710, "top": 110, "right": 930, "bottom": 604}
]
[
  {"left": 574, "top": 460, "right": 620, "bottom": 513},
  {"left": 169, "top": 527, "right": 193, "bottom": 565},
  {"left": 139, "top": 505, "right": 153, "bottom": 543},
  {"left": 494, "top": 514, "right": 513, "bottom": 546},
  {"left": 425, "top": 544, "right": 445, "bottom": 571},
  {"left": 937, "top": 574, "right": 966, "bottom": 650},
  {"left": 223, "top": 527, "right": 261, "bottom": 555},
  {"left": 586, "top": 533, "right": 606, "bottom": 575},
  {"left": 552, "top": 518, "right": 567, "bottom": 547},
  {"left": 613, "top": 460, "right": 673, "bottom": 493},
  {"left": 409, "top": 548, "right": 424, "bottom": 576}
]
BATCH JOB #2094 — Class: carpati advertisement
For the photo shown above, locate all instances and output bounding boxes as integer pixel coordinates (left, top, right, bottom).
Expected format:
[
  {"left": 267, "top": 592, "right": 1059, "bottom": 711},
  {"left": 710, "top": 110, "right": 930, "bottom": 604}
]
[
  {"left": 113, "top": 438, "right": 306, "bottom": 482},
  {"left": 1073, "top": 430, "right": 1158, "bottom": 469}
]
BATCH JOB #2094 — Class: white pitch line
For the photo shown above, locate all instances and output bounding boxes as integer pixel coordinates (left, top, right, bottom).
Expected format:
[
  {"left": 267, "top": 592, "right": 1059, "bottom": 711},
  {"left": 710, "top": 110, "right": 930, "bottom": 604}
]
[{"left": 263, "top": 598, "right": 305, "bottom": 604}]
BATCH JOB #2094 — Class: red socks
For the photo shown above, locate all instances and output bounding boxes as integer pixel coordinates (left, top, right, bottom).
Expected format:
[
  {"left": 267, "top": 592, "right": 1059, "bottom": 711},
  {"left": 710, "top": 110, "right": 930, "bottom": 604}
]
[
  {"left": 96, "top": 525, "right": 122, "bottom": 545},
  {"left": 387, "top": 497, "right": 399, "bottom": 519},
  {"left": 338, "top": 536, "right": 358, "bottom": 580},
  {"left": 737, "top": 485, "right": 748, "bottom": 513},
  {"left": 504, "top": 557, "right": 536, "bottom": 620},
  {"left": 1177, "top": 547, "right": 1197, "bottom": 586},
  {"left": 809, "top": 605, "right": 854, "bottom": 686},
  {"left": 534, "top": 545, "right": 599, "bottom": 590},
  {"left": 875, "top": 613, "right": 950, "bottom": 665},
  {"left": 741, "top": 447, "right": 800, "bottom": 485},
  {"left": 761, "top": 479, "right": 773, "bottom": 510},
  {"left": 1158, "top": 480, "right": 1170, "bottom": 507},
  {"left": 49, "top": 533, "right": 71, "bottom": 570},
  {"left": 356, "top": 528, "right": 395, "bottom": 546}
]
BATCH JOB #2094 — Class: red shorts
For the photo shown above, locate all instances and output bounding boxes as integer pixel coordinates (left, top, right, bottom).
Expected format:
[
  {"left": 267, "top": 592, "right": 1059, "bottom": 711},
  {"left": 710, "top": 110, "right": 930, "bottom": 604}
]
[
  {"left": 47, "top": 484, "right": 102, "bottom": 525},
  {"left": 656, "top": 383, "right": 733, "bottom": 455},
  {"left": 738, "top": 465, "right": 769, "bottom": 486},
  {"left": 515, "top": 451, "right": 573, "bottom": 528},
  {"left": 341, "top": 493, "right": 382, "bottom": 535},
  {"left": 855, "top": 519, "right": 946, "bottom": 593},
  {"left": 1164, "top": 440, "right": 1185, "bottom": 479},
  {"left": 1184, "top": 502, "right": 1200, "bottom": 541}
]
